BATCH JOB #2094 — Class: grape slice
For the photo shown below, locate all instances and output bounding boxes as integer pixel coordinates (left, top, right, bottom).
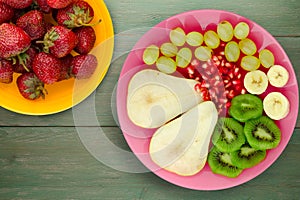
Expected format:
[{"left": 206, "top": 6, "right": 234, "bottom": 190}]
[
  {"left": 143, "top": 45, "right": 159, "bottom": 65},
  {"left": 241, "top": 56, "right": 261, "bottom": 71},
  {"left": 170, "top": 27, "right": 186, "bottom": 47},
  {"left": 176, "top": 47, "right": 192, "bottom": 68},
  {"left": 160, "top": 42, "right": 178, "bottom": 57},
  {"left": 204, "top": 30, "right": 220, "bottom": 49},
  {"left": 234, "top": 22, "right": 250, "bottom": 40},
  {"left": 217, "top": 21, "right": 234, "bottom": 42},
  {"left": 225, "top": 41, "right": 240, "bottom": 62},
  {"left": 156, "top": 56, "right": 177, "bottom": 74},
  {"left": 259, "top": 49, "right": 275, "bottom": 68},
  {"left": 195, "top": 46, "right": 212, "bottom": 61},
  {"left": 186, "top": 31, "right": 203, "bottom": 46},
  {"left": 239, "top": 38, "right": 257, "bottom": 56}
]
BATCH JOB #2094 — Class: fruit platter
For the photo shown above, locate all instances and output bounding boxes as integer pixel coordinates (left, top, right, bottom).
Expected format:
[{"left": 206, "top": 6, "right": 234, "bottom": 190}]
[
  {"left": 117, "top": 10, "right": 299, "bottom": 190},
  {"left": 0, "top": 0, "right": 114, "bottom": 115}
]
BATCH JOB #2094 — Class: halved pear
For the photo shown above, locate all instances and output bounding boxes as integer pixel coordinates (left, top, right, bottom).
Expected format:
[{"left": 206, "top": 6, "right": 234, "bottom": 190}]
[
  {"left": 127, "top": 69, "right": 203, "bottom": 128},
  {"left": 149, "top": 101, "right": 218, "bottom": 176}
]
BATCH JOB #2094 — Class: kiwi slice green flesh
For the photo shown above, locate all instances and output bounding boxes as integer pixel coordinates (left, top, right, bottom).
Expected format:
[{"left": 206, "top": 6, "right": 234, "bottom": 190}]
[
  {"left": 231, "top": 143, "right": 266, "bottom": 169},
  {"left": 208, "top": 146, "right": 243, "bottom": 178},
  {"left": 212, "top": 118, "right": 246, "bottom": 153},
  {"left": 229, "top": 94, "right": 263, "bottom": 122},
  {"left": 244, "top": 116, "right": 281, "bottom": 150}
]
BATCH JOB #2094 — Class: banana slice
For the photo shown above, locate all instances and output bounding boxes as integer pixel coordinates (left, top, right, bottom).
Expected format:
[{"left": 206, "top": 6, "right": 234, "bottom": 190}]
[
  {"left": 244, "top": 70, "right": 268, "bottom": 95},
  {"left": 263, "top": 92, "right": 290, "bottom": 120},
  {"left": 267, "top": 65, "right": 289, "bottom": 88}
]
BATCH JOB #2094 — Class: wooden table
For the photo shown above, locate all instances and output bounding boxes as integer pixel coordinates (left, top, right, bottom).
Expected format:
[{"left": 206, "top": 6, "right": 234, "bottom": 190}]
[{"left": 1, "top": 0, "right": 299, "bottom": 199}]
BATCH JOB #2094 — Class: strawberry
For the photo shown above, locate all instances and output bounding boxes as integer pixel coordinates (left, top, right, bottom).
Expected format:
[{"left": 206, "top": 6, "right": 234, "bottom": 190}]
[
  {"left": 74, "top": 26, "right": 96, "bottom": 54},
  {"left": 46, "top": 0, "right": 74, "bottom": 9},
  {"left": 13, "top": 47, "right": 38, "bottom": 73},
  {"left": 0, "top": 0, "right": 33, "bottom": 9},
  {"left": 16, "top": 10, "right": 46, "bottom": 40},
  {"left": 0, "top": 2, "right": 14, "bottom": 24},
  {"left": 17, "top": 72, "right": 46, "bottom": 100},
  {"left": 0, "top": 23, "right": 31, "bottom": 59},
  {"left": 38, "top": 25, "right": 77, "bottom": 58},
  {"left": 33, "top": 52, "right": 61, "bottom": 84},
  {"left": 71, "top": 54, "right": 97, "bottom": 79},
  {"left": 36, "top": 0, "right": 52, "bottom": 13},
  {"left": 58, "top": 54, "right": 73, "bottom": 81},
  {"left": 56, "top": 0, "right": 94, "bottom": 28},
  {"left": 0, "top": 58, "right": 13, "bottom": 83}
]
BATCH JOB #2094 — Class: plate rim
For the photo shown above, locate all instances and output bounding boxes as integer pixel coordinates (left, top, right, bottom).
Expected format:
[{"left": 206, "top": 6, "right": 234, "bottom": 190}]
[{"left": 117, "top": 9, "right": 299, "bottom": 190}]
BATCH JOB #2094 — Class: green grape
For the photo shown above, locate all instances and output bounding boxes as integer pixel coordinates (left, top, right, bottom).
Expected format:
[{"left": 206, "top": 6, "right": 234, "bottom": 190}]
[
  {"left": 186, "top": 31, "right": 203, "bottom": 46},
  {"left": 195, "top": 46, "right": 212, "bottom": 61},
  {"left": 160, "top": 42, "right": 178, "bottom": 57},
  {"left": 241, "top": 55, "right": 260, "bottom": 71},
  {"left": 204, "top": 30, "right": 220, "bottom": 49},
  {"left": 234, "top": 22, "right": 250, "bottom": 40},
  {"left": 156, "top": 56, "right": 177, "bottom": 74},
  {"left": 217, "top": 21, "right": 234, "bottom": 42},
  {"left": 239, "top": 38, "right": 257, "bottom": 56},
  {"left": 170, "top": 27, "right": 186, "bottom": 46},
  {"left": 225, "top": 41, "right": 240, "bottom": 62},
  {"left": 176, "top": 47, "right": 192, "bottom": 68},
  {"left": 259, "top": 49, "right": 275, "bottom": 68},
  {"left": 143, "top": 45, "right": 159, "bottom": 65}
]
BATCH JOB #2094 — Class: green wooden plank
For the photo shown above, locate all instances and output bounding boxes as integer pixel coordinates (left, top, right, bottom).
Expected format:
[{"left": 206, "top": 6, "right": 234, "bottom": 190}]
[
  {"left": 0, "top": 127, "right": 299, "bottom": 199},
  {"left": 106, "top": 0, "right": 300, "bottom": 36}
]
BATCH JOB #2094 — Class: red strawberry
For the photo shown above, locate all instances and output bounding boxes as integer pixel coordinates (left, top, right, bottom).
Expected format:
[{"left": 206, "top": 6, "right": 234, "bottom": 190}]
[
  {"left": 33, "top": 52, "right": 61, "bottom": 84},
  {"left": 58, "top": 54, "right": 73, "bottom": 81},
  {"left": 46, "top": 0, "right": 74, "bottom": 9},
  {"left": 0, "top": 0, "right": 33, "bottom": 9},
  {"left": 74, "top": 26, "right": 96, "bottom": 54},
  {"left": 0, "top": 23, "right": 31, "bottom": 59},
  {"left": 0, "top": 58, "right": 13, "bottom": 83},
  {"left": 36, "top": 0, "right": 52, "bottom": 13},
  {"left": 71, "top": 54, "right": 97, "bottom": 79},
  {"left": 16, "top": 10, "right": 46, "bottom": 40},
  {"left": 13, "top": 47, "right": 38, "bottom": 73},
  {"left": 17, "top": 72, "right": 46, "bottom": 100},
  {"left": 0, "top": 2, "right": 14, "bottom": 24},
  {"left": 56, "top": 0, "right": 94, "bottom": 28},
  {"left": 39, "top": 25, "right": 77, "bottom": 58}
]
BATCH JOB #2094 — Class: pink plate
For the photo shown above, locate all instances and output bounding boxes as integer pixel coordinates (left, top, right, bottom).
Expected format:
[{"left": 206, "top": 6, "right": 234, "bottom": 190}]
[{"left": 116, "top": 10, "right": 299, "bottom": 190}]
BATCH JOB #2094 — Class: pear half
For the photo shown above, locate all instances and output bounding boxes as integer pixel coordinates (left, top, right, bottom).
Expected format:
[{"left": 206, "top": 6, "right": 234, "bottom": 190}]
[
  {"left": 127, "top": 69, "right": 203, "bottom": 128},
  {"left": 149, "top": 101, "right": 218, "bottom": 176}
]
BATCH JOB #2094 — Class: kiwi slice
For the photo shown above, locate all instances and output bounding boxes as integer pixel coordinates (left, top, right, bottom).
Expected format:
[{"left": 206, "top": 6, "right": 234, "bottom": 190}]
[
  {"left": 212, "top": 118, "right": 246, "bottom": 153},
  {"left": 229, "top": 94, "right": 263, "bottom": 122},
  {"left": 244, "top": 116, "right": 281, "bottom": 150},
  {"left": 231, "top": 143, "right": 266, "bottom": 169},
  {"left": 208, "top": 146, "right": 243, "bottom": 178}
]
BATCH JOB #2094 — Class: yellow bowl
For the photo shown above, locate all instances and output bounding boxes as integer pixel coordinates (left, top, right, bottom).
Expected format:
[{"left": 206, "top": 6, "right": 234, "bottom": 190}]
[{"left": 0, "top": 0, "right": 114, "bottom": 115}]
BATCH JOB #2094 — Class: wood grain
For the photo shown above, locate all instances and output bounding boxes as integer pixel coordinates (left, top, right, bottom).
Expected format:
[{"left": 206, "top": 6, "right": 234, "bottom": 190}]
[{"left": 0, "top": 127, "right": 299, "bottom": 199}]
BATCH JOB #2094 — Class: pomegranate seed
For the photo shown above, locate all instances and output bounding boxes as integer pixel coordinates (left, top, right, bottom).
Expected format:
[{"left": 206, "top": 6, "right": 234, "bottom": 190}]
[
  {"left": 220, "top": 51, "right": 225, "bottom": 56},
  {"left": 227, "top": 89, "right": 235, "bottom": 99},
  {"left": 212, "top": 55, "right": 218, "bottom": 62},
  {"left": 225, "top": 82, "right": 232, "bottom": 89},
  {"left": 232, "top": 79, "right": 241, "bottom": 86},
  {"left": 191, "top": 59, "right": 200, "bottom": 67},
  {"left": 226, "top": 102, "right": 231, "bottom": 108},
  {"left": 241, "top": 88, "right": 247, "bottom": 94},
  {"left": 225, "top": 62, "right": 232, "bottom": 68},
  {"left": 194, "top": 83, "right": 202, "bottom": 93}
]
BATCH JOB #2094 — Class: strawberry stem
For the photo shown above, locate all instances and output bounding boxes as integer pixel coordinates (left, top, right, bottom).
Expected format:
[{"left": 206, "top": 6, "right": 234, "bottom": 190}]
[{"left": 17, "top": 54, "right": 30, "bottom": 72}]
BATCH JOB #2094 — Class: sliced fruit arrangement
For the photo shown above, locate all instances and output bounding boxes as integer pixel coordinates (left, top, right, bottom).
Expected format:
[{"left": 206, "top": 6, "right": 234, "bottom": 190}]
[
  {"left": 131, "top": 19, "right": 292, "bottom": 178},
  {"left": 0, "top": 0, "right": 99, "bottom": 100}
]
